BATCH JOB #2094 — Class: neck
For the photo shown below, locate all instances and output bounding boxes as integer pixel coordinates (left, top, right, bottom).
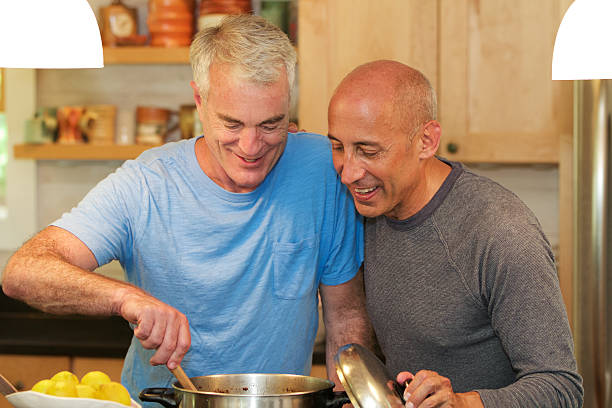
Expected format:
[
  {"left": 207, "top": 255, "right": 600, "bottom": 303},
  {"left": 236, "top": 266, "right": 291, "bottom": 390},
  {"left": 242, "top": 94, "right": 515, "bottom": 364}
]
[{"left": 392, "top": 157, "right": 451, "bottom": 220}]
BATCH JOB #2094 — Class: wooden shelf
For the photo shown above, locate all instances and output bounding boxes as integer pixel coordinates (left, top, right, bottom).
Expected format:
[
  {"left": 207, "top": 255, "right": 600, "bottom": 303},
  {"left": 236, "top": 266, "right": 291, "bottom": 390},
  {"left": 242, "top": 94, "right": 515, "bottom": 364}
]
[
  {"left": 13, "top": 144, "right": 158, "bottom": 160},
  {"left": 103, "top": 46, "right": 190, "bottom": 65}
]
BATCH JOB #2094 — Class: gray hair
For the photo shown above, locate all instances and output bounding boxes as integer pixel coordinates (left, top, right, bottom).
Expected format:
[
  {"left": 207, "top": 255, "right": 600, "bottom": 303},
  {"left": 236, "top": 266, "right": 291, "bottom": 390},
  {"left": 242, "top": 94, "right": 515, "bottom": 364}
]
[{"left": 190, "top": 14, "right": 297, "bottom": 102}]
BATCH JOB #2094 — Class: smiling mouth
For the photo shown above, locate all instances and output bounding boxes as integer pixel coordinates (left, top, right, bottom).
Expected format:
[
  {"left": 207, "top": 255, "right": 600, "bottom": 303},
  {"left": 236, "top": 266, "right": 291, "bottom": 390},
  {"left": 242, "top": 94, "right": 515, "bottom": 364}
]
[
  {"left": 353, "top": 186, "right": 378, "bottom": 200},
  {"left": 236, "top": 154, "right": 262, "bottom": 164}
]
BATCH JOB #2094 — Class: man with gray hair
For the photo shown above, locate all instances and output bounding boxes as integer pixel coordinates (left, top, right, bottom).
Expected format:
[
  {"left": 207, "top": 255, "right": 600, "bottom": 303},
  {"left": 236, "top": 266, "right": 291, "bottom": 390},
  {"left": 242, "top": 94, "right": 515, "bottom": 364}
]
[
  {"left": 327, "top": 60, "right": 583, "bottom": 407},
  {"left": 2, "top": 15, "right": 373, "bottom": 404}
]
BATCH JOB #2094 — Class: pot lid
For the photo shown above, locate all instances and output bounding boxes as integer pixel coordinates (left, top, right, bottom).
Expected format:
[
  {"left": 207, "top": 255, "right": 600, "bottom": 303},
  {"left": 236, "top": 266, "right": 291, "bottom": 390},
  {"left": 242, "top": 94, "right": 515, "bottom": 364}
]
[{"left": 334, "top": 343, "right": 405, "bottom": 408}]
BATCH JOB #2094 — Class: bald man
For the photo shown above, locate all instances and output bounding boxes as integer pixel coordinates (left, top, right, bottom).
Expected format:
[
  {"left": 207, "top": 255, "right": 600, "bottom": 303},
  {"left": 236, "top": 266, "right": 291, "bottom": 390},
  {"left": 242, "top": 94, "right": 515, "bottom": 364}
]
[{"left": 327, "top": 60, "right": 583, "bottom": 408}]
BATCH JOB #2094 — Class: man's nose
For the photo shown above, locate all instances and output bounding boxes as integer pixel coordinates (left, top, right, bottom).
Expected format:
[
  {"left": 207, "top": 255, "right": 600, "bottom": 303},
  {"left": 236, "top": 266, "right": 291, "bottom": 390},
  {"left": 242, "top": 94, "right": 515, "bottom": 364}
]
[
  {"left": 238, "top": 127, "right": 261, "bottom": 156},
  {"left": 340, "top": 154, "right": 365, "bottom": 185}
]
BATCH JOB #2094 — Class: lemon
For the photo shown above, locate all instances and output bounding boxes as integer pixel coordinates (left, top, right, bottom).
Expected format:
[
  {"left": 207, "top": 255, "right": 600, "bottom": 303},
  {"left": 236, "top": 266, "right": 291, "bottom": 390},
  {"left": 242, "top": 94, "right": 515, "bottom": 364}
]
[
  {"left": 98, "top": 381, "right": 131, "bottom": 406},
  {"left": 31, "top": 379, "right": 54, "bottom": 394},
  {"left": 80, "top": 370, "right": 111, "bottom": 387},
  {"left": 76, "top": 383, "right": 100, "bottom": 399},
  {"left": 46, "top": 380, "right": 78, "bottom": 397},
  {"left": 50, "top": 371, "right": 79, "bottom": 388}
]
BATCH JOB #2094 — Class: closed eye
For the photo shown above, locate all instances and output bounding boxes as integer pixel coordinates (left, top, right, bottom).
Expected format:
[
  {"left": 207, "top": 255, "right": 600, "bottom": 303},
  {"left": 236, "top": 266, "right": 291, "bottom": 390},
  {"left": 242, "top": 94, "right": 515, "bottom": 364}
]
[
  {"left": 260, "top": 124, "right": 279, "bottom": 132},
  {"left": 330, "top": 142, "right": 344, "bottom": 152},
  {"left": 224, "top": 122, "right": 242, "bottom": 130},
  {"left": 358, "top": 147, "right": 378, "bottom": 157}
]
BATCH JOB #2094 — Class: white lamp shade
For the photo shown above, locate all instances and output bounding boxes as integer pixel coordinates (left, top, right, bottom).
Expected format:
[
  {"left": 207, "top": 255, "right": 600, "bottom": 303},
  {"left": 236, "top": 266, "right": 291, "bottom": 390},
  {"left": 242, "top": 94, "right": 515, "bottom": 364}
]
[
  {"left": 0, "top": 0, "right": 103, "bottom": 69},
  {"left": 552, "top": 0, "right": 612, "bottom": 80}
]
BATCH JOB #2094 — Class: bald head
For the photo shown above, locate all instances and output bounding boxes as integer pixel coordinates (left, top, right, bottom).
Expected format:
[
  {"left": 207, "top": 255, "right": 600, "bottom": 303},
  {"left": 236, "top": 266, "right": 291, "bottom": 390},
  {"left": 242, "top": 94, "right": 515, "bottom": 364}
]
[{"left": 330, "top": 60, "right": 437, "bottom": 134}]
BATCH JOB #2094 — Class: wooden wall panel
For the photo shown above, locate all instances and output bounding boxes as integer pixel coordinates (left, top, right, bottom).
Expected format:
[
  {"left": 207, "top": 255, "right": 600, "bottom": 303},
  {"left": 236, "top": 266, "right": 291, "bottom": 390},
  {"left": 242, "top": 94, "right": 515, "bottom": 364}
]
[
  {"left": 439, "top": 0, "right": 572, "bottom": 163},
  {"left": 298, "top": 0, "right": 438, "bottom": 135}
]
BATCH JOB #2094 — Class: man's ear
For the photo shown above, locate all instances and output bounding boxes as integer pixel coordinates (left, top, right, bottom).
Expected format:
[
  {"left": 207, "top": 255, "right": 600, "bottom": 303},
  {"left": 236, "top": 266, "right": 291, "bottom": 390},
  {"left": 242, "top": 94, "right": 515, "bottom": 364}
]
[
  {"left": 419, "top": 120, "right": 441, "bottom": 159},
  {"left": 190, "top": 81, "right": 206, "bottom": 125},
  {"left": 190, "top": 81, "right": 203, "bottom": 109}
]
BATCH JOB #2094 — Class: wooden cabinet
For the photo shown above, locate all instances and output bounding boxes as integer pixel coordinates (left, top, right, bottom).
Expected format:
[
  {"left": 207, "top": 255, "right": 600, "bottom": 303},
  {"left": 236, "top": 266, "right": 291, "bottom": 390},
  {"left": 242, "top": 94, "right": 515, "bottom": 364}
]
[
  {"left": 13, "top": 143, "right": 156, "bottom": 160},
  {"left": 0, "top": 355, "right": 124, "bottom": 408},
  {"left": 298, "top": 0, "right": 438, "bottom": 136},
  {"left": 298, "top": 0, "right": 573, "bottom": 164},
  {"left": 438, "top": 0, "right": 572, "bottom": 163},
  {"left": 0, "top": 354, "right": 70, "bottom": 408},
  {"left": 0, "top": 68, "right": 4, "bottom": 112},
  {"left": 309, "top": 364, "right": 327, "bottom": 379},
  {"left": 72, "top": 357, "right": 124, "bottom": 382}
]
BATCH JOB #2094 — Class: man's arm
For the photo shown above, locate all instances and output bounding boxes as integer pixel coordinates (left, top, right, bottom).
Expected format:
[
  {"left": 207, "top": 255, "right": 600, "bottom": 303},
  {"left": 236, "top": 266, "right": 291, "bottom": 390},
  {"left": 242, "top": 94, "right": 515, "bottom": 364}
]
[
  {"left": 319, "top": 266, "right": 377, "bottom": 389},
  {"left": 1, "top": 225, "right": 190, "bottom": 369}
]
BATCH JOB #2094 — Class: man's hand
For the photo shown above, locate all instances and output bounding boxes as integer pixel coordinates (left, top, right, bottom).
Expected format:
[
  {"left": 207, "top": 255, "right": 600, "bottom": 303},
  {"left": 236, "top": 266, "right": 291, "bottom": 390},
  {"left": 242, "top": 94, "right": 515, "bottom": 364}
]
[
  {"left": 117, "top": 289, "right": 191, "bottom": 370},
  {"left": 397, "top": 371, "right": 483, "bottom": 408},
  {"left": 288, "top": 122, "right": 307, "bottom": 133}
]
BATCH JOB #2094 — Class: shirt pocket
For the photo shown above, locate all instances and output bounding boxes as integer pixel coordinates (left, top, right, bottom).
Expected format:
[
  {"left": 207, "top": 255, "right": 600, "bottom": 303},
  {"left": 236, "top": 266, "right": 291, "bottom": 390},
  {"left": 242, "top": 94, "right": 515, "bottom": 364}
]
[{"left": 273, "top": 237, "right": 319, "bottom": 300}]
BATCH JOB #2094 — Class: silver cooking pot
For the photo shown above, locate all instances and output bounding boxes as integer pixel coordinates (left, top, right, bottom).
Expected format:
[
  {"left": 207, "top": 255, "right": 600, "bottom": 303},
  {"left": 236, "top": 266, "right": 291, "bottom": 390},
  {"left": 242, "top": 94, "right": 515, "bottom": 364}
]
[{"left": 139, "top": 373, "right": 350, "bottom": 408}]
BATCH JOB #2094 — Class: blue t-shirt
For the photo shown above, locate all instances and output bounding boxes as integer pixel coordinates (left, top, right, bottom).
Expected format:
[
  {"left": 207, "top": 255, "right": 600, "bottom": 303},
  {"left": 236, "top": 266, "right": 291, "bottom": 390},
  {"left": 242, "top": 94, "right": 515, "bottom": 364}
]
[{"left": 52, "top": 133, "right": 363, "bottom": 403}]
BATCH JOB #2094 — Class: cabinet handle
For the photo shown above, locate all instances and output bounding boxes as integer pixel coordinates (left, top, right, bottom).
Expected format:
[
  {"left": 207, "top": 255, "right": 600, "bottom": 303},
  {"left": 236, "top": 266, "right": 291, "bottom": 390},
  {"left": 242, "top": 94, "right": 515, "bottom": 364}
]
[{"left": 446, "top": 143, "right": 458, "bottom": 154}]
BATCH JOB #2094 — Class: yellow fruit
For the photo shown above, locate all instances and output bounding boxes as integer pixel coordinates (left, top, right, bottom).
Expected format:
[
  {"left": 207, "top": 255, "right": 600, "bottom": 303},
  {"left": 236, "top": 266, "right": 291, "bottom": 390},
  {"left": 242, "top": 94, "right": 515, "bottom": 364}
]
[
  {"left": 31, "top": 379, "right": 53, "bottom": 394},
  {"left": 98, "top": 381, "right": 131, "bottom": 406},
  {"left": 46, "top": 380, "right": 78, "bottom": 397},
  {"left": 50, "top": 371, "right": 79, "bottom": 387},
  {"left": 76, "top": 383, "right": 100, "bottom": 399},
  {"left": 80, "top": 371, "right": 111, "bottom": 387}
]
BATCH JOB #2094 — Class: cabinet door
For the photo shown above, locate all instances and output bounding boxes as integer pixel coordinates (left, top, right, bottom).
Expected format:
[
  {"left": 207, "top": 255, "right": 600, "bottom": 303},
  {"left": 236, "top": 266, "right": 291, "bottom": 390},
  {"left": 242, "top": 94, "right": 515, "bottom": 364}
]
[
  {"left": 0, "top": 354, "right": 70, "bottom": 408},
  {"left": 310, "top": 364, "right": 327, "bottom": 379},
  {"left": 298, "top": 0, "right": 438, "bottom": 135},
  {"left": 72, "top": 357, "right": 125, "bottom": 383},
  {"left": 438, "top": 0, "right": 572, "bottom": 163}
]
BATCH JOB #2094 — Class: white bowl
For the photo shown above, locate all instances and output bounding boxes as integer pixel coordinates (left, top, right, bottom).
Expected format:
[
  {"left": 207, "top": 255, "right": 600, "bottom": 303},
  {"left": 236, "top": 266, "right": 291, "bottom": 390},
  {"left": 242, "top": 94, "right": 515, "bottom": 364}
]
[{"left": 6, "top": 390, "right": 141, "bottom": 408}]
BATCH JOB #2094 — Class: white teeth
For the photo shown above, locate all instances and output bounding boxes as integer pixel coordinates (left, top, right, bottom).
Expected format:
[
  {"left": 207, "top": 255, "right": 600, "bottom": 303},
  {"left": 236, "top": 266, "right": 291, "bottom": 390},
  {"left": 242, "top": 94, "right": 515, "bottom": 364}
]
[
  {"left": 244, "top": 158, "right": 257, "bottom": 162},
  {"left": 355, "top": 187, "right": 376, "bottom": 194}
]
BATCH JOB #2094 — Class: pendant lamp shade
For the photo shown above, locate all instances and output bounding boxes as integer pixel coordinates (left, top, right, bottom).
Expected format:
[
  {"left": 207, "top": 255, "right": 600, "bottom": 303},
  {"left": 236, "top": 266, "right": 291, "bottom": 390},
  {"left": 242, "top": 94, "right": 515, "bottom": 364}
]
[
  {"left": 0, "top": 0, "right": 104, "bottom": 69},
  {"left": 552, "top": 0, "right": 612, "bottom": 80}
]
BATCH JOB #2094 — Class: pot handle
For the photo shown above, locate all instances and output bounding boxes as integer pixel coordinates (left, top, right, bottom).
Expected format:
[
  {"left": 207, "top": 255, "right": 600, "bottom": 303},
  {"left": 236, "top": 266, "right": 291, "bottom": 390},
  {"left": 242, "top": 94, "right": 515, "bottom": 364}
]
[
  {"left": 326, "top": 391, "right": 351, "bottom": 408},
  {"left": 139, "top": 387, "right": 178, "bottom": 408},
  {"left": 393, "top": 380, "right": 407, "bottom": 403}
]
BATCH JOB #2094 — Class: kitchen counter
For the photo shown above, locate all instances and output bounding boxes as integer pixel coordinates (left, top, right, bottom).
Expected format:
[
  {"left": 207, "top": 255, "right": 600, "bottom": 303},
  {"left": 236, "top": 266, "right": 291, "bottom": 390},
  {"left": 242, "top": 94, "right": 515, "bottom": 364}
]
[{"left": 0, "top": 291, "right": 131, "bottom": 357}]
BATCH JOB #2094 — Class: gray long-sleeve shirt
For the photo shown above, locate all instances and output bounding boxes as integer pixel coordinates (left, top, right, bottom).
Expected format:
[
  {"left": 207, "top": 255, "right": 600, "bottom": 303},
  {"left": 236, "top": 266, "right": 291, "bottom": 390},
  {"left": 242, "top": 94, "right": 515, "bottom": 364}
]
[{"left": 364, "top": 159, "right": 583, "bottom": 407}]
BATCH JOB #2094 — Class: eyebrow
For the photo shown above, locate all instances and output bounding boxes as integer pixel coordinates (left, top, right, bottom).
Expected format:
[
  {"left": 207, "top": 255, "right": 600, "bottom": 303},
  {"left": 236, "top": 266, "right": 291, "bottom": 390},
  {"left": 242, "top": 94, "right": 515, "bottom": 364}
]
[
  {"left": 217, "top": 113, "right": 285, "bottom": 126},
  {"left": 328, "top": 134, "right": 381, "bottom": 148}
]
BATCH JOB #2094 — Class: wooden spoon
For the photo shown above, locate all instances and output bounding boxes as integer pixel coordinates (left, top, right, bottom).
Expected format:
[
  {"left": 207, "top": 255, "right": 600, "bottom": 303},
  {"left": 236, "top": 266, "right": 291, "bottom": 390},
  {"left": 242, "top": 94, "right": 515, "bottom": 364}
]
[
  {"left": 170, "top": 366, "right": 198, "bottom": 392},
  {"left": 0, "top": 374, "right": 18, "bottom": 396}
]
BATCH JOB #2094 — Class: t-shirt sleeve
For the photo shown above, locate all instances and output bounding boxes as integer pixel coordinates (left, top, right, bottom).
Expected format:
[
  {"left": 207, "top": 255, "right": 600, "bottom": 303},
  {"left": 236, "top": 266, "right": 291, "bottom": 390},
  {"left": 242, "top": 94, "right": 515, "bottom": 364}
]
[
  {"left": 319, "top": 176, "right": 364, "bottom": 286},
  {"left": 51, "top": 162, "right": 142, "bottom": 267}
]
